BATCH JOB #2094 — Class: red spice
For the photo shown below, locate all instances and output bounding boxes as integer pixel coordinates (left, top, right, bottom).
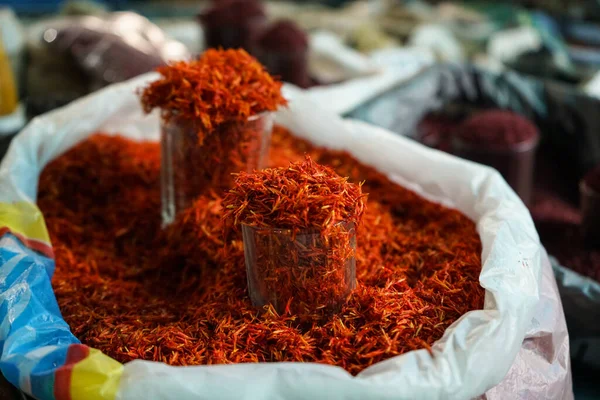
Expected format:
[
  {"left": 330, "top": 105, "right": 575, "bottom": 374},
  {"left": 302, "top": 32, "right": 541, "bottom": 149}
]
[
  {"left": 161, "top": 193, "right": 227, "bottom": 289},
  {"left": 223, "top": 156, "right": 365, "bottom": 315},
  {"left": 416, "top": 114, "right": 461, "bottom": 152},
  {"left": 580, "top": 163, "right": 600, "bottom": 249},
  {"left": 240, "top": 221, "right": 358, "bottom": 316},
  {"left": 140, "top": 49, "right": 286, "bottom": 137},
  {"left": 257, "top": 20, "right": 308, "bottom": 53},
  {"left": 583, "top": 164, "right": 600, "bottom": 193},
  {"left": 530, "top": 155, "right": 600, "bottom": 281},
  {"left": 530, "top": 190, "right": 581, "bottom": 225},
  {"left": 254, "top": 20, "right": 310, "bottom": 88},
  {"left": 223, "top": 156, "right": 365, "bottom": 232},
  {"left": 39, "top": 127, "right": 484, "bottom": 375},
  {"left": 451, "top": 109, "right": 540, "bottom": 205},
  {"left": 198, "top": 0, "right": 266, "bottom": 51},
  {"left": 141, "top": 49, "right": 285, "bottom": 219},
  {"left": 160, "top": 113, "right": 272, "bottom": 222},
  {"left": 455, "top": 110, "right": 539, "bottom": 149},
  {"left": 534, "top": 219, "right": 600, "bottom": 282}
]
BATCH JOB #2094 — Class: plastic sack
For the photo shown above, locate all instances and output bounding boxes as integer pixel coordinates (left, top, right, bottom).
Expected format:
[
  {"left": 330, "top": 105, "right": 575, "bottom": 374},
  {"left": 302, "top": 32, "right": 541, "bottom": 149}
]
[
  {"left": 0, "top": 74, "right": 571, "bottom": 399},
  {"left": 25, "top": 12, "right": 189, "bottom": 117},
  {"left": 45, "top": 12, "right": 190, "bottom": 87}
]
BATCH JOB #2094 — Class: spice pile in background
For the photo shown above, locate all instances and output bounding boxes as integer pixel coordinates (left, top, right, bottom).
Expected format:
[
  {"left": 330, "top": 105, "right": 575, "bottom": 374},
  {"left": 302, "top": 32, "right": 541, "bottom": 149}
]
[
  {"left": 580, "top": 165, "right": 600, "bottom": 249},
  {"left": 40, "top": 126, "right": 484, "bottom": 374},
  {"left": 452, "top": 110, "right": 540, "bottom": 205},
  {"left": 536, "top": 163, "right": 600, "bottom": 282},
  {"left": 198, "top": 0, "right": 311, "bottom": 87},
  {"left": 198, "top": 0, "right": 266, "bottom": 51},
  {"left": 253, "top": 20, "right": 311, "bottom": 88},
  {"left": 0, "top": 40, "right": 18, "bottom": 118},
  {"left": 416, "top": 107, "right": 600, "bottom": 283},
  {"left": 0, "top": 29, "right": 23, "bottom": 161}
]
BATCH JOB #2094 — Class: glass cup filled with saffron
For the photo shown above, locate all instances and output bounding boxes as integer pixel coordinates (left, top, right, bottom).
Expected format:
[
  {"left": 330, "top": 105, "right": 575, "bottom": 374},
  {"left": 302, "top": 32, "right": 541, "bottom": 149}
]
[
  {"left": 242, "top": 221, "right": 357, "bottom": 316},
  {"left": 161, "top": 112, "right": 274, "bottom": 225}
]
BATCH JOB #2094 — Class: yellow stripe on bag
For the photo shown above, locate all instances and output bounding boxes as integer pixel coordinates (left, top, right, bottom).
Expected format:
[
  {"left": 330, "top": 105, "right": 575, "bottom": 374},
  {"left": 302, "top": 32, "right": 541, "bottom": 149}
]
[
  {"left": 0, "top": 202, "right": 51, "bottom": 244},
  {"left": 70, "top": 349, "right": 123, "bottom": 400}
]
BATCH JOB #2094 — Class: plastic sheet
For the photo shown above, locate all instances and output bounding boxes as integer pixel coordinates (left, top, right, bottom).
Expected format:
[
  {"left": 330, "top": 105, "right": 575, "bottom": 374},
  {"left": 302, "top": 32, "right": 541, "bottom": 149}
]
[
  {"left": 306, "top": 47, "right": 435, "bottom": 115},
  {"left": 45, "top": 12, "right": 189, "bottom": 87},
  {"left": 0, "top": 74, "right": 571, "bottom": 399},
  {"left": 25, "top": 12, "right": 189, "bottom": 117}
]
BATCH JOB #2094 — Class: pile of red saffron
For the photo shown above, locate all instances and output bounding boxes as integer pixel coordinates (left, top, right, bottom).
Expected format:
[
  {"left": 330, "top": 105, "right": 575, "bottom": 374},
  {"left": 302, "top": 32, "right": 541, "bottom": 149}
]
[
  {"left": 223, "top": 156, "right": 366, "bottom": 315},
  {"left": 39, "top": 127, "right": 484, "bottom": 375},
  {"left": 140, "top": 49, "right": 286, "bottom": 136},
  {"left": 142, "top": 49, "right": 286, "bottom": 215},
  {"left": 223, "top": 156, "right": 366, "bottom": 231}
]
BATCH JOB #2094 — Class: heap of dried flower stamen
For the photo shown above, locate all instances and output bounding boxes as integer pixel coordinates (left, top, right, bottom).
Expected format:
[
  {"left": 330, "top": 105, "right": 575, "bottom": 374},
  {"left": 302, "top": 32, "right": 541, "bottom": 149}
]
[
  {"left": 223, "top": 156, "right": 366, "bottom": 315},
  {"left": 140, "top": 49, "right": 287, "bottom": 139},
  {"left": 40, "top": 128, "right": 484, "bottom": 375},
  {"left": 141, "top": 49, "right": 287, "bottom": 219},
  {"left": 223, "top": 155, "right": 366, "bottom": 233}
]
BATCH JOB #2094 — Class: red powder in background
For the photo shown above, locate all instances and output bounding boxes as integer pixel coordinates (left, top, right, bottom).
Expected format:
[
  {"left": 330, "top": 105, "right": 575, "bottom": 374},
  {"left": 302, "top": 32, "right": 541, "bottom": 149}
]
[
  {"left": 580, "top": 163, "right": 600, "bottom": 249},
  {"left": 198, "top": 2, "right": 315, "bottom": 88},
  {"left": 535, "top": 219, "right": 600, "bottom": 282},
  {"left": 254, "top": 20, "right": 310, "bottom": 88},
  {"left": 416, "top": 114, "right": 461, "bottom": 152},
  {"left": 200, "top": 0, "right": 265, "bottom": 27},
  {"left": 583, "top": 164, "right": 600, "bottom": 193},
  {"left": 455, "top": 110, "right": 540, "bottom": 149},
  {"left": 198, "top": 0, "right": 266, "bottom": 50},
  {"left": 531, "top": 153, "right": 600, "bottom": 282},
  {"left": 452, "top": 109, "right": 540, "bottom": 205},
  {"left": 530, "top": 190, "right": 581, "bottom": 225},
  {"left": 416, "top": 108, "right": 600, "bottom": 282},
  {"left": 257, "top": 20, "right": 308, "bottom": 53}
]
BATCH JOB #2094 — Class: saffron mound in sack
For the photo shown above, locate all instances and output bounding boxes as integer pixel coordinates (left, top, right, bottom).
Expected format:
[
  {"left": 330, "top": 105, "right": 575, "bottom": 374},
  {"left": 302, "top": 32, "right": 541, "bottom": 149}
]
[{"left": 39, "top": 126, "right": 484, "bottom": 375}]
